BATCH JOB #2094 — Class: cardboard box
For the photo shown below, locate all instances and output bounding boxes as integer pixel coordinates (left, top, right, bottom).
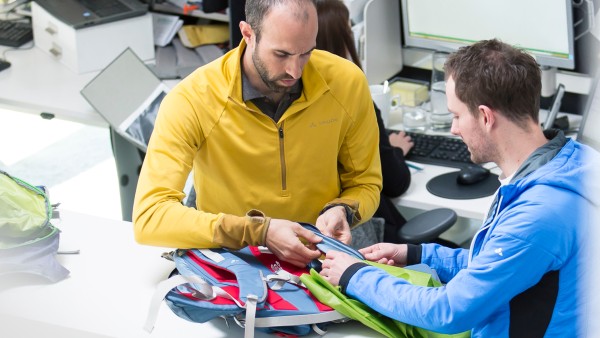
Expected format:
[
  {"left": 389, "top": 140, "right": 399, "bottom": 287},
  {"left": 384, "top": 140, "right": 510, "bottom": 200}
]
[{"left": 31, "top": 2, "right": 154, "bottom": 74}]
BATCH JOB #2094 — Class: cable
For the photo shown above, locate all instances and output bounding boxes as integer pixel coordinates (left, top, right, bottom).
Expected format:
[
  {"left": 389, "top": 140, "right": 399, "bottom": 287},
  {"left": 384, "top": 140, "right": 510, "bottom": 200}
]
[{"left": 1, "top": 40, "right": 34, "bottom": 61}]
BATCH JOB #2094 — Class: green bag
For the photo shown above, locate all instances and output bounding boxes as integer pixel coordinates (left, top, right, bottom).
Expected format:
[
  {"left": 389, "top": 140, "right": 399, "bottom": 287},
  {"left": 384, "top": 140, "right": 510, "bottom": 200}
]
[
  {"left": 300, "top": 262, "right": 470, "bottom": 338},
  {"left": 0, "top": 170, "right": 69, "bottom": 282}
]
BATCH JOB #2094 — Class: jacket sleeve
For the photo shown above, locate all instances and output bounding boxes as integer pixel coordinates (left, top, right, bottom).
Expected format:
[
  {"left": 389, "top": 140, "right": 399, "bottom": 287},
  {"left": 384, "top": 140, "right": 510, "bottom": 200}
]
[
  {"left": 420, "top": 244, "right": 470, "bottom": 283},
  {"left": 334, "top": 79, "right": 383, "bottom": 225},
  {"left": 132, "top": 90, "right": 269, "bottom": 250}
]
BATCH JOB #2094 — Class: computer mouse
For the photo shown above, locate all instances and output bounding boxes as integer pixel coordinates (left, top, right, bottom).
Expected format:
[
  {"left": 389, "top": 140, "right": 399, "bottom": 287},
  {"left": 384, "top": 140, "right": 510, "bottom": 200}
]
[
  {"left": 456, "top": 165, "right": 490, "bottom": 185},
  {"left": 0, "top": 59, "right": 11, "bottom": 72}
]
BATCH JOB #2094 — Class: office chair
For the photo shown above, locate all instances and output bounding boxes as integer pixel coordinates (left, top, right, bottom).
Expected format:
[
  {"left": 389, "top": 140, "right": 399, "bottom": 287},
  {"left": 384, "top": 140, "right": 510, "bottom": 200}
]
[
  {"left": 110, "top": 128, "right": 145, "bottom": 222},
  {"left": 350, "top": 207, "right": 457, "bottom": 249},
  {"left": 397, "top": 208, "right": 457, "bottom": 244}
]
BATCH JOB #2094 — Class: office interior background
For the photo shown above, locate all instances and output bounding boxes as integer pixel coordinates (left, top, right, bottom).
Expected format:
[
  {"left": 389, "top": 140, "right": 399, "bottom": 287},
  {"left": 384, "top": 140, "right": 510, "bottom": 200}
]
[
  {"left": 1, "top": 1, "right": 599, "bottom": 226},
  {"left": 1, "top": 0, "right": 600, "bottom": 337}
]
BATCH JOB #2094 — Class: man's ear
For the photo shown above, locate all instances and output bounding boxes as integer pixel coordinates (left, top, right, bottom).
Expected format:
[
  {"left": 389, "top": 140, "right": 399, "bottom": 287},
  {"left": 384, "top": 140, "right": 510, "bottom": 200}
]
[
  {"left": 239, "top": 21, "right": 253, "bottom": 43},
  {"left": 479, "top": 105, "right": 495, "bottom": 130}
]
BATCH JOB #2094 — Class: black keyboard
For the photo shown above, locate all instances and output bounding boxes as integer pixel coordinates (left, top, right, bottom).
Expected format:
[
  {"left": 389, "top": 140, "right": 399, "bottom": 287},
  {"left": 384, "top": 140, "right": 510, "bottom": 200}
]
[
  {"left": 0, "top": 20, "right": 33, "bottom": 47},
  {"left": 403, "top": 131, "right": 474, "bottom": 168}
]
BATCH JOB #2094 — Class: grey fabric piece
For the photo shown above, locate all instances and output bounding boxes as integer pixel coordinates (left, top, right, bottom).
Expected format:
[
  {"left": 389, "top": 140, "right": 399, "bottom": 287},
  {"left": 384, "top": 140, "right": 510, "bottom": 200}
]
[
  {"left": 0, "top": 225, "right": 69, "bottom": 283},
  {"left": 350, "top": 217, "right": 385, "bottom": 249}
]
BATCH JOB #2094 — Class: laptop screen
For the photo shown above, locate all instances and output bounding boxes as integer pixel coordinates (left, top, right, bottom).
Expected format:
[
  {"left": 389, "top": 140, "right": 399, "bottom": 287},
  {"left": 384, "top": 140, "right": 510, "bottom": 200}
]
[{"left": 81, "top": 48, "right": 166, "bottom": 151}]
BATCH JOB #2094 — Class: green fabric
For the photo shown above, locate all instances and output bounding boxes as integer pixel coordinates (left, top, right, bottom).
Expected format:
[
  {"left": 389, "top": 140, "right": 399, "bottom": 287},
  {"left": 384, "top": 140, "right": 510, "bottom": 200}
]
[
  {"left": 0, "top": 171, "right": 50, "bottom": 246},
  {"left": 300, "top": 262, "right": 470, "bottom": 338}
]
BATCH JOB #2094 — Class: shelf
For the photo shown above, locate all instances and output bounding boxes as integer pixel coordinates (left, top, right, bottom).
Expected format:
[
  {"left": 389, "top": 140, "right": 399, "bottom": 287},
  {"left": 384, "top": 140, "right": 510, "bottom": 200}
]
[{"left": 151, "top": 2, "right": 229, "bottom": 22}]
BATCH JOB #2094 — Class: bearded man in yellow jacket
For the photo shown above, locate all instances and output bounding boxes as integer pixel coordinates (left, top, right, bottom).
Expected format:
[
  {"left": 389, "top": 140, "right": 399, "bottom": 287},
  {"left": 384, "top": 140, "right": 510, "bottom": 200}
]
[{"left": 133, "top": 0, "right": 382, "bottom": 267}]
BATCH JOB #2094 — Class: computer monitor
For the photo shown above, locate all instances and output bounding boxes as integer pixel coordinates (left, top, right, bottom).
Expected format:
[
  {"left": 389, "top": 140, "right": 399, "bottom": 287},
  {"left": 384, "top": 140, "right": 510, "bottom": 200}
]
[{"left": 401, "top": 0, "right": 576, "bottom": 70}]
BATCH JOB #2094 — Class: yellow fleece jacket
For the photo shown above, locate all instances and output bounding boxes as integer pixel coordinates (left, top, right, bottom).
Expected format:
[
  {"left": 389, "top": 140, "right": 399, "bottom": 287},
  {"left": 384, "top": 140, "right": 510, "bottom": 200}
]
[{"left": 133, "top": 41, "right": 382, "bottom": 249}]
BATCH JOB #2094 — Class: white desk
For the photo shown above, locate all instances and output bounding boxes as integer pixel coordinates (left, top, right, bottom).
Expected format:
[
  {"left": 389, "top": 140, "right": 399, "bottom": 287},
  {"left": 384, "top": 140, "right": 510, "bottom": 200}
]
[
  {"left": 0, "top": 210, "right": 381, "bottom": 338},
  {"left": 0, "top": 45, "right": 106, "bottom": 127},
  {"left": 395, "top": 163, "right": 494, "bottom": 221}
]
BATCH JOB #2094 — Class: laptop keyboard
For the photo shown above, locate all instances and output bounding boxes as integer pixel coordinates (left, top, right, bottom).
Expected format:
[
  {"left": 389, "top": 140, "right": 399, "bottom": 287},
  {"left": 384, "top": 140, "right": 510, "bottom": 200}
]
[
  {"left": 80, "top": 0, "right": 130, "bottom": 17},
  {"left": 402, "top": 131, "right": 474, "bottom": 168},
  {"left": 0, "top": 20, "right": 33, "bottom": 47}
]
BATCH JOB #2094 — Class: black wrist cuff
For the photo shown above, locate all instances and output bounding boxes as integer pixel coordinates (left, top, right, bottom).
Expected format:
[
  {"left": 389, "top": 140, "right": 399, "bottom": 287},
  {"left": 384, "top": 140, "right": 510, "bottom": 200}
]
[
  {"left": 339, "top": 262, "right": 369, "bottom": 294},
  {"left": 406, "top": 244, "right": 422, "bottom": 265}
]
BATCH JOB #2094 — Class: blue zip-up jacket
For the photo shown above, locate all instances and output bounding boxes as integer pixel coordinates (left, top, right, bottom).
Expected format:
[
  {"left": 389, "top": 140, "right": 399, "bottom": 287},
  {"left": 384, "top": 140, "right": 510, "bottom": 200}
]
[{"left": 343, "top": 131, "right": 600, "bottom": 337}]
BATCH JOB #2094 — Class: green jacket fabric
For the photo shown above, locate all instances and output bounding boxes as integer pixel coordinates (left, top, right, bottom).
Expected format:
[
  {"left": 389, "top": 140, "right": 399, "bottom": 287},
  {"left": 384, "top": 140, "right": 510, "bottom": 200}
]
[
  {"left": 133, "top": 40, "right": 382, "bottom": 249},
  {"left": 301, "top": 263, "right": 470, "bottom": 338}
]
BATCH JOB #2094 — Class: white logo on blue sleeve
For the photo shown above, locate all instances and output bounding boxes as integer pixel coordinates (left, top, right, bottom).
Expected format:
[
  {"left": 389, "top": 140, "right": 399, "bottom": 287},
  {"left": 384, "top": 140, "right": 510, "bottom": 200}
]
[{"left": 494, "top": 248, "right": 503, "bottom": 256}]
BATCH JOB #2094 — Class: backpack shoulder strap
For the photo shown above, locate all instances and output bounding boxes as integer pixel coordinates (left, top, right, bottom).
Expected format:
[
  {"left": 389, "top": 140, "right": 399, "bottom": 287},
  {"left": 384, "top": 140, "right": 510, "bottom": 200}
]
[
  {"left": 188, "top": 249, "right": 266, "bottom": 338},
  {"left": 189, "top": 248, "right": 267, "bottom": 305},
  {"left": 144, "top": 248, "right": 267, "bottom": 338}
]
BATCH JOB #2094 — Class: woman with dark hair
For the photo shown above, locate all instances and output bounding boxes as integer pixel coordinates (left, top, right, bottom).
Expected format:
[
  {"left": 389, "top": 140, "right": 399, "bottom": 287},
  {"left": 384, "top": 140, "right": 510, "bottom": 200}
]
[{"left": 316, "top": 0, "right": 414, "bottom": 243}]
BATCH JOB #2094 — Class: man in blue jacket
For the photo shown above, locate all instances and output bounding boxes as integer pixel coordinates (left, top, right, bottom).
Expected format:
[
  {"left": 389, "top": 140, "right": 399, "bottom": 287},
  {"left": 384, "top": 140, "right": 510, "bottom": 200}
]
[{"left": 319, "top": 39, "right": 600, "bottom": 337}]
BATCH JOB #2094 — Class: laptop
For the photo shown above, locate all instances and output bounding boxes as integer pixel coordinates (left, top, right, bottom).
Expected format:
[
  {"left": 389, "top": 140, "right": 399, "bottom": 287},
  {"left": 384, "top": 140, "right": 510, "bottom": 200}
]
[
  {"left": 81, "top": 48, "right": 169, "bottom": 152},
  {"left": 577, "top": 72, "right": 600, "bottom": 152},
  {"left": 34, "top": 0, "right": 148, "bottom": 29}
]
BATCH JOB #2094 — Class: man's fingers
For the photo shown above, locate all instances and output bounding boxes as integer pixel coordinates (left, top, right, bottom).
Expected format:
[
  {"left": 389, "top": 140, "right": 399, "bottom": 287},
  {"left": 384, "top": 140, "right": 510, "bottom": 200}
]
[
  {"left": 318, "top": 225, "right": 333, "bottom": 237},
  {"left": 287, "top": 242, "right": 321, "bottom": 266},
  {"left": 280, "top": 247, "right": 320, "bottom": 267},
  {"left": 296, "top": 225, "right": 323, "bottom": 244},
  {"left": 359, "top": 245, "right": 376, "bottom": 255}
]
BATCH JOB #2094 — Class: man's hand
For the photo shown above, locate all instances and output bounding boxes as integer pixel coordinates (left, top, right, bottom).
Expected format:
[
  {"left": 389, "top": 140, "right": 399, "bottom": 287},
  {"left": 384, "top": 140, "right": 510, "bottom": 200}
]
[
  {"left": 265, "top": 219, "right": 322, "bottom": 267},
  {"left": 359, "top": 243, "right": 408, "bottom": 266},
  {"left": 319, "top": 250, "right": 360, "bottom": 286},
  {"left": 315, "top": 205, "right": 352, "bottom": 245}
]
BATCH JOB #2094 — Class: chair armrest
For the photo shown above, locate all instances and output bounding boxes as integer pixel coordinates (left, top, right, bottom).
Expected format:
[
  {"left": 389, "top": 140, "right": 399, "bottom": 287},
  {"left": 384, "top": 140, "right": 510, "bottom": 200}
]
[{"left": 398, "top": 208, "right": 457, "bottom": 244}]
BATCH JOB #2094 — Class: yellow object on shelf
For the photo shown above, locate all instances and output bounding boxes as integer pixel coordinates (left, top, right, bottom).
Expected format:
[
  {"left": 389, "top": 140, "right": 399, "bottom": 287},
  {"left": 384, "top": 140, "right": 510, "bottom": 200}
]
[
  {"left": 178, "top": 24, "right": 229, "bottom": 48},
  {"left": 389, "top": 80, "right": 429, "bottom": 107}
]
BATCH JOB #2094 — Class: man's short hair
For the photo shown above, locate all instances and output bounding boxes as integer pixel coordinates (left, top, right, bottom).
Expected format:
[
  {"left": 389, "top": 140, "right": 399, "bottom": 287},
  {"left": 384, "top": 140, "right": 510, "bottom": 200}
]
[
  {"left": 245, "top": 0, "right": 316, "bottom": 42},
  {"left": 445, "top": 39, "right": 542, "bottom": 126}
]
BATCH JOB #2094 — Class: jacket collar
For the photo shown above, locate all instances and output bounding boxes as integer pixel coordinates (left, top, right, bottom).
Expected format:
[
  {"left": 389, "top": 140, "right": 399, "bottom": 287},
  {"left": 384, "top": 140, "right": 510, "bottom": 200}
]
[
  {"left": 510, "top": 129, "right": 568, "bottom": 183},
  {"left": 483, "top": 130, "right": 568, "bottom": 222}
]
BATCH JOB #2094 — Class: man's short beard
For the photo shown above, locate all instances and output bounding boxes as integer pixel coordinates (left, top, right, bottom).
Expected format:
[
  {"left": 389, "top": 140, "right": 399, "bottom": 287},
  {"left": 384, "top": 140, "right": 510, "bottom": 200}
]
[{"left": 253, "top": 48, "right": 290, "bottom": 94}]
